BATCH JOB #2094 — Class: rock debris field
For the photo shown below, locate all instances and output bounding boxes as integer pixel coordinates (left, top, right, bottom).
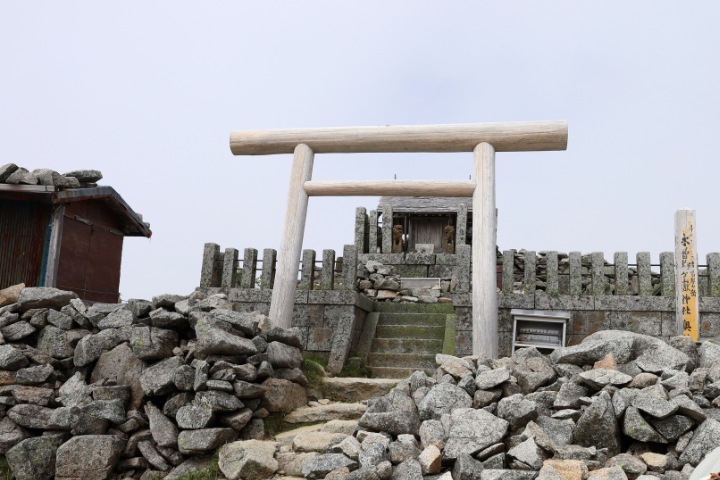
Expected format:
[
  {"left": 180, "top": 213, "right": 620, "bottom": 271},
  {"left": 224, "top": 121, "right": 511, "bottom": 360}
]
[{"left": 0, "top": 284, "right": 719, "bottom": 480}]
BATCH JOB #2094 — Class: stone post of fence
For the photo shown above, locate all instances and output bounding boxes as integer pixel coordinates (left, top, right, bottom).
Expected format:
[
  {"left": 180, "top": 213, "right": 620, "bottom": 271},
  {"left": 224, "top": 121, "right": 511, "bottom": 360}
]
[
  {"left": 200, "top": 243, "right": 221, "bottom": 287},
  {"left": 457, "top": 203, "right": 468, "bottom": 246},
  {"left": 342, "top": 245, "right": 358, "bottom": 291},
  {"left": 636, "top": 252, "right": 652, "bottom": 295},
  {"left": 355, "top": 207, "right": 367, "bottom": 254},
  {"left": 614, "top": 252, "right": 629, "bottom": 295},
  {"left": 456, "top": 244, "right": 471, "bottom": 293},
  {"left": 381, "top": 204, "right": 393, "bottom": 254},
  {"left": 299, "top": 249, "right": 316, "bottom": 290},
  {"left": 368, "top": 210, "right": 378, "bottom": 254},
  {"left": 502, "top": 250, "right": 515, "bottom": 294},
  {"left": 524, "top": 251, "right": 536, "bottom": 294},
  {"left": 241, "top": 248, "right": 258, "bottom": 289},
  {"left": 260, "top": 248, "right": 277, "bottom": 290},
  {"left": 569, "top": 251, "right": 582, "bottom": 295},
  {"left": 660, "top": 252, "right": 675, "bottom": 297},
  {"left": 546, "top": 251, "right": 559, "bottom": 295},
  {"left": 708, "top": 253, "right": 720, "bottom": 297},
  {"left": 321, "top": 249, "right": 335, "bottom": 290},
  {"left": 221, "top": 248, "right": 239, "bottom": 288},
  {"left": 591, "top": 252, "right": 606, "bottom": 296}
]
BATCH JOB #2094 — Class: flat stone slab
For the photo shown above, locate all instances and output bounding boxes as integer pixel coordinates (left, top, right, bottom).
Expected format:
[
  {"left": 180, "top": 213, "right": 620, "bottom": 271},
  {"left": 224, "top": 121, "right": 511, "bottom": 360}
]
[
  {"left": 324, "top": 377, "right": 400, "bottom": 402},
  {"left": 284, "top": 403, "right": 367, "bottom": 424}
]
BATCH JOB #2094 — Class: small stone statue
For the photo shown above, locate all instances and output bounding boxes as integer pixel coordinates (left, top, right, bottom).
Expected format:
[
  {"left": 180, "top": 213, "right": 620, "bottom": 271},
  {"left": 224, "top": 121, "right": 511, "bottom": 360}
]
[
  {"left": 444, "top": 226, "right": 455, "bottom": 254},
  {"left": 392, "top": 225, "right": 403, "bottom": 253}
]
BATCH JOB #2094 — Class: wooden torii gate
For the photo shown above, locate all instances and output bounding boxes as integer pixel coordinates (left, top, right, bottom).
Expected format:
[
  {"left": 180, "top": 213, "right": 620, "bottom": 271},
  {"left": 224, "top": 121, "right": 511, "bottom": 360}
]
[{"left": 229, "top": 121, "right": 568, "bottom": 358}]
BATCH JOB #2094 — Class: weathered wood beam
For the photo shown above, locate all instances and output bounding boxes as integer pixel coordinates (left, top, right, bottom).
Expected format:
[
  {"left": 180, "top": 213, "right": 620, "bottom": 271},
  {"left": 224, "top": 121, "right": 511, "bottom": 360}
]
[
  {"left": 473, "top": 142, "right": 498, "bottom": 359},
  {"left": 269, "top": 144, "right": 314, "bottom": 328},
  {"left": 230, "top": 121, "right": 568, "bottom": 155},
  {"left": 304, "top": 180, "right": 476, "bottom": 197}
]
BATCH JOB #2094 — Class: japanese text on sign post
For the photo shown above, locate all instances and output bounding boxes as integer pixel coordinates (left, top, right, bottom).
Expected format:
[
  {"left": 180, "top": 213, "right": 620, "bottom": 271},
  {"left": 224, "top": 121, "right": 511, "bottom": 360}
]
[{"left": 675, "top": 209, "right": 699, "bottom": 341}]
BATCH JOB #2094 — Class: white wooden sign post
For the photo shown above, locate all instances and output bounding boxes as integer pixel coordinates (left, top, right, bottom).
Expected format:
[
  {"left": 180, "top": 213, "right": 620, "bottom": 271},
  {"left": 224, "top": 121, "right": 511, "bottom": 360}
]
[
  {"left": 675, "top": 208, "right": 699, "bottom": 341},
  {"left": 229, "top": 121, "right": 568, "bottom": 358}
]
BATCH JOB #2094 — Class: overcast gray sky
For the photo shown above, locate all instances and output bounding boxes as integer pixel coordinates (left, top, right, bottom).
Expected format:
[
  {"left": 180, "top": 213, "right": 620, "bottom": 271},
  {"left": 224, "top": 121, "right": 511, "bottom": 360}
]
[{"left": 2, "top": 2, "right": 719, "bottom": 300}]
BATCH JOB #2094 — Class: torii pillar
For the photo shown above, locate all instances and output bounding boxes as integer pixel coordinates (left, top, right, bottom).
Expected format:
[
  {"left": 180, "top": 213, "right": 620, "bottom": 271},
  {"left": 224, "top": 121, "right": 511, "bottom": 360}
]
[{"left": 229, "top": 121, "right": 568, "bottom": 358}]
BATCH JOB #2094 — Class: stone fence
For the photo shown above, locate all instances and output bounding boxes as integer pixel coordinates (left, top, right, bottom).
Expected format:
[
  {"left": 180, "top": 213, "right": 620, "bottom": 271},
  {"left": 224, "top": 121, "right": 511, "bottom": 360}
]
[
  {"left": 199, "top": 243, "right": 360, "bottom": 292},
  {"left": 453, "top": 292, "right": 720, "bottom": 357},
  {"left": 198, "top": 243, "right": 720, "bottom": 366}
]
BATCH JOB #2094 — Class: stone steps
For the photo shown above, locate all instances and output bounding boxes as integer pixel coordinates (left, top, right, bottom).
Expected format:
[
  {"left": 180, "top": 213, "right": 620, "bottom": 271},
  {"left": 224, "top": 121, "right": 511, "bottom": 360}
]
[
  {"left": 367, "top": 352, "right": 436, "bottom": 369},
  {"left": 374, "top": 325, "right": 446, "bottom": 339},
  {"left": 371, "top": 337, "right": 444, "bottom": 355},
  {"left": 366, "top": 305, "right": 449, "bottom": 377},
  {"left": 376, "top": 312, "right": 447, "bottom": 326},
  {"left": 373, "top": 302, "right": 455, "bottom": 314}
]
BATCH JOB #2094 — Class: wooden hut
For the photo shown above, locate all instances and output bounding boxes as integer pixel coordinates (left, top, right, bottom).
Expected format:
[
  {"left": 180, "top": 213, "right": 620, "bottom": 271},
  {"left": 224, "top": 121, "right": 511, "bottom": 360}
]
[
  {"left": 0, "top": 184, "right": 151, "bottom": 303},
  {"left": 377, "top": 196, "right": 471, "bottom": 253}
]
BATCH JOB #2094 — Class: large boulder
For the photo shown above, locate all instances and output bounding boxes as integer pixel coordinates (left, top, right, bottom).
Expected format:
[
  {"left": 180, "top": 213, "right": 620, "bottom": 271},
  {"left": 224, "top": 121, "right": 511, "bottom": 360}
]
[
  {"left": 497, "top": 394, "right": 539, "bottom": 430},
  {"left": 699, "top": 341, "right": 720, "bottom": 369},
  {"left": 54, "top": 435, "right": 124, "bottom": 480},
  {"left": 513, "top": 357, "right": 557, "bottom": 394},
  {"left": 6, "top": 433, "right": 67, "bottom": 480},
  {"left": 131, "top": 326, "right": 178, "bottom": 360},
  {"left": 196, "top": 326, "right": 258, "bottom": 356},
  {"left": 550, "top": 336, "right": 635, "bottom": 365},
  {"left": 359, "top": 389, "right": 420, "bottom": 435},
  {"left": 17, "top": 287, "right": 77, "bottom": 310},
  {"left": 91, "top": 342, "right": 146, "bottom": 411},
  {"left": 63, "top": 169, "right": 103, "bottom": 182},
  {"left": 0, "top": 416, "right": 30, "bottom": 454},
  {"left": 267, "top": 341, "right": 303, "bottom": 369},
  {"left": 218, "top": 440, "right": 279, "bottom": 480},
  {"left": 572, "top": 391, "right": 621, "bottom": 457},
  {"left": 0, "top": 283, "right": 23, "bottom": 308},
  {"left": 417, "top": 383, "right": 473, "bottom": 421},
  {"left": 582, "top": 331, "right": 691, "bottom": 371},
  {"left": 140, "top": 356, "right": 183, "bottom": 396},
  {"left": 0, "top": 345, "right": 29, "bottom": 370},
  {"left": 261, "top": 378, "right": 308, "bottom": 412},
  {"left": 207, "top": 309, "right": 259, "bottom": 336},
  {"left": 443, "top": 409, "right": 509, "bottom": 460},
  {"left": 7, "top": 404, "right": 54, "bottom": 429},
  {"left": 678, "top": 419, "right": 720, "bottom": 466},
  {"left": 73, "top": 328, "right": 128, "bottom": 366},
  {"left": 301, "top": 453, "right": 358, "bottom": 479},
  {"left": 177, "top": 428, "right": 237, "bottom": 455},
  {"left": 36, "top": 326, "right": 74, "bottom": 359},
  {"left": 146, "top": 402, "right": 178, "bottom": 448}
]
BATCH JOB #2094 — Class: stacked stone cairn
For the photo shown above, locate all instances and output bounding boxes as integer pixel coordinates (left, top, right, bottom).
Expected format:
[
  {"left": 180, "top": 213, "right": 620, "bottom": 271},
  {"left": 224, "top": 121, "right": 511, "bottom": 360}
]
[
  {"left": 300, "top": 331, "right": 720, "bottom": 480},
  {"left": 0, "top": 285, "right": 308, "bottom": 479},
  {"left": 357, "top": 261, "right": 454, "bottom": 304}
]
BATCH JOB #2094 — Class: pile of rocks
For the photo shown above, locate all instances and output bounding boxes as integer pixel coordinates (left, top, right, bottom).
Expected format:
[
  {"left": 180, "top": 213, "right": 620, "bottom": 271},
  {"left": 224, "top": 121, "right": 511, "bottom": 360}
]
[
  {"left": 299, "top": 331, "right": 720, "bottom": 480},
  {"left": 0, "top": 284, "right": 309, "bottom": 479},
  {"left": 357, "top": 261, "right": 454, "bottom": 304},
  {"left": 0, "top": 163, "right": 103, "bottom": 188}
]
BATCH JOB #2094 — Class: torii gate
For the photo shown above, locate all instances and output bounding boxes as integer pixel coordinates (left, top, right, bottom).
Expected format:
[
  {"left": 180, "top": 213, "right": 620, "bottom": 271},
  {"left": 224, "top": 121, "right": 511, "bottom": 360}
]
[{"left": 229, "top": 121, "right": 568, "bottom": 358}]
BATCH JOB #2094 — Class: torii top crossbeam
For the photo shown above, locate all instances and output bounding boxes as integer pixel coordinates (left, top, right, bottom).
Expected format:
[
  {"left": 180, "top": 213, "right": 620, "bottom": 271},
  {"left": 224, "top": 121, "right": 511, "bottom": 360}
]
[{"left": 229, "top": 121, "right": 568, "bottom": 359}]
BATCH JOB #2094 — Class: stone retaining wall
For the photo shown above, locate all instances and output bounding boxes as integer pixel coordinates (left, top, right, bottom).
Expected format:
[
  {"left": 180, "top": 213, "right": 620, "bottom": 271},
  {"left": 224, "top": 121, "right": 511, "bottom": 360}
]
[
  {"left": 453, "top": 292, "right": 720, "bottom": 357},
  {"left": 197, "top": 287, "right": 374, "bottom": 373}
]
